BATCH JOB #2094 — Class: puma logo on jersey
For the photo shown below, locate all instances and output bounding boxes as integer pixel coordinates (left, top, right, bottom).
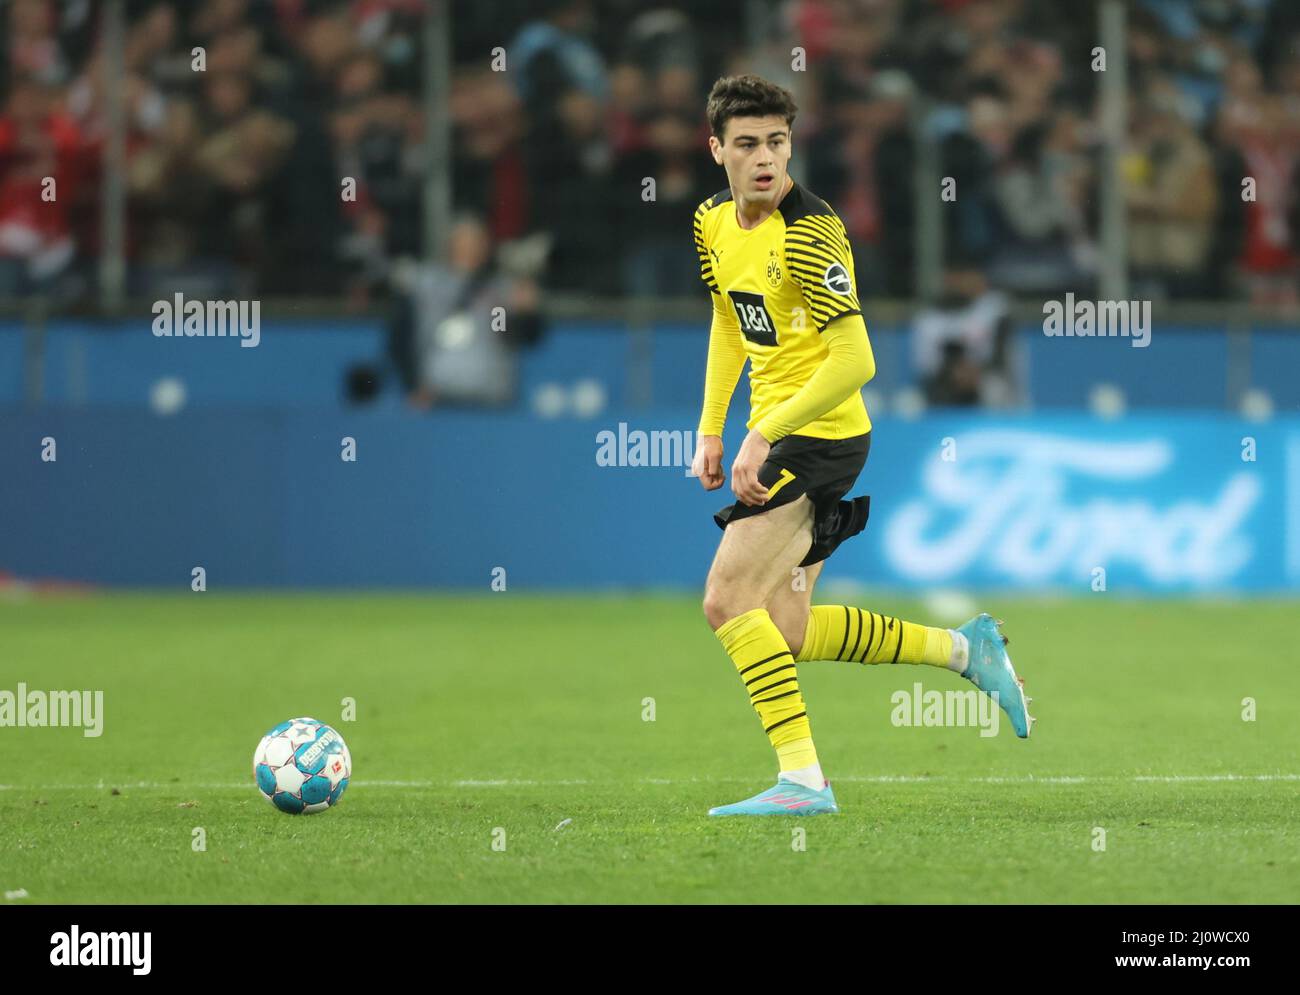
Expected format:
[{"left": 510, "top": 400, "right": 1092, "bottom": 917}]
[
  {"left": 823, "top": 262, "right": 852, "bottom": 296},
  {"left": 710, "top": 247, "right": 722, "bottom": 264}
]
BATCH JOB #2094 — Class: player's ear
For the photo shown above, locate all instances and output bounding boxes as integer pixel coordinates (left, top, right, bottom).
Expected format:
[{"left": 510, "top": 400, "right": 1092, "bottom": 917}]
[{"left": 708, "top": 134, "right": 723, "bottom": 165}]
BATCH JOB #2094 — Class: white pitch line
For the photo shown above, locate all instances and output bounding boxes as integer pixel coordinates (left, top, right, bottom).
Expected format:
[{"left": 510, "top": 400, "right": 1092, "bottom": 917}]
[
  {"left": 1, "top": 774, "right": 1298, "bottom": 791},
  {"left": 1130, "top": 774, "right": 1300, "bottom": 783}
]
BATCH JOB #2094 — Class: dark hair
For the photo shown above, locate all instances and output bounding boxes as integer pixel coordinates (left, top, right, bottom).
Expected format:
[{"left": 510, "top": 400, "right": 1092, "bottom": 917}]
[{"left": 706, "top": 74, "right": 797, "bottom": 141}]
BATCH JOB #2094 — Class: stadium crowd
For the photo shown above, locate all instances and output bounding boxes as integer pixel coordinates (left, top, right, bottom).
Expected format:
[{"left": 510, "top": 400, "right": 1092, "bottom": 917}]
[{"left": 2, "top": 0, "right": 1300, "bottom": 313}]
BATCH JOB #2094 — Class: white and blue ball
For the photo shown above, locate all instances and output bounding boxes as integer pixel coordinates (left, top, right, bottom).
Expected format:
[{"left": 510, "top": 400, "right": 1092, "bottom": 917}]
[{"left": 253, "top": 717, "right": 351, "bottom": 814}]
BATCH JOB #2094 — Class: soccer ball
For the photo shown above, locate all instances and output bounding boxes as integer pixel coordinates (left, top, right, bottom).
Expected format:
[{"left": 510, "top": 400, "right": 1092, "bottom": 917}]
[{"left": 253, "top": 717, "right": 351, "bottom": 814}]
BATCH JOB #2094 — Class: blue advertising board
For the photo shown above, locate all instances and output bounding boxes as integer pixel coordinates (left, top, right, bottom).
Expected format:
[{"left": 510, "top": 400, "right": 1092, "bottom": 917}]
[{"left": 1, "top": 409, "right": 1295, "bottom": 592}]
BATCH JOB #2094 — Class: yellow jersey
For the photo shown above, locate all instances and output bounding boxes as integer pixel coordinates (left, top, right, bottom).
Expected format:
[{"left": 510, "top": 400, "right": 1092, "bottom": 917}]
[{"left": 693, "top": 180, "right": 872, "bottom": 440}]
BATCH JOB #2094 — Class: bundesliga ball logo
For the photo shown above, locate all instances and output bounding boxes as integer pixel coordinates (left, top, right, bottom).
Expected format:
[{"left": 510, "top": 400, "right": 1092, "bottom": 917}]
[{"left": 253, "top": 717, "right": 351, "bottom": 814}]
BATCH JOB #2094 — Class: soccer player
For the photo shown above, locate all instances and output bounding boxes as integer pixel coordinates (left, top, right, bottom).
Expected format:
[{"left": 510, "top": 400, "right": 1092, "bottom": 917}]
[{"left": 690, "top": 75, "right": 1033, "bottom": 817}]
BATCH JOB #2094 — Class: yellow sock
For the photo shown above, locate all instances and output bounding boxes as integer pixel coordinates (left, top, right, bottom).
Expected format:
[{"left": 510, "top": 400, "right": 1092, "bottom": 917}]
[
  {"left": 795, "top": 605, "right": 956, "bottom": 668},
  {"left": 715, "top": 608, "right": 819, "bottom": 773}
]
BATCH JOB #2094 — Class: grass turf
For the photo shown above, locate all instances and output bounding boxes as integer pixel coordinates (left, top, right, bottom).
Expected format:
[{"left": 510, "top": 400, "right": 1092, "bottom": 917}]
[{"left": 1, "top": 592, "right": 1297, "bottom": 904}]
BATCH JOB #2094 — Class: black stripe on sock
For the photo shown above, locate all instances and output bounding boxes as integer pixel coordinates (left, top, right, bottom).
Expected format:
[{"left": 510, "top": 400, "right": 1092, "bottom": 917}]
[
  {"left": 891, "top": 620, "right": 905, "bottom": 664},
  {"left": 738, "top": 651, "right": 791, "bottom": 676},
  {"left": 744, "top": 663, "right": 795, "bottom": 687},
  {"left": 764, "top": 711, "right": 807, "bottom": 734},
  {"left": 752, "top": 688, "right": 801, "bottom": 705},
  {"left": 834, "top": 606, "right": 850, "bottom": 660},
  {"left": 846, "top": 608, "right": 863, "bottom": 660},
  {"left": 859, "top": 611, "right": 876, "bottom": 662},
  {"left": 750, "top": 676, "right": 798, "bottom": 698}
]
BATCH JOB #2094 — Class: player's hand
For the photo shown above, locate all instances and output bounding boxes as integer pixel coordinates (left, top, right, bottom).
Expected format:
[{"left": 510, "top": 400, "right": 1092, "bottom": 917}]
[
  {"left": 691, "top": 435, "right": 725, "bottom": 490},
  {"left": 731, "top": 428, "right": 772, "bottom": 506}
]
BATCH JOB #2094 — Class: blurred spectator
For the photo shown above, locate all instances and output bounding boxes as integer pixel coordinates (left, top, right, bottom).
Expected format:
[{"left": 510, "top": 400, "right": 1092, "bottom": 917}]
[
  {"left": 509, "top": 0, "right": 609, "bottom": 113},
  {"left": 1222, "top": 89, "right": 1298, "bottom": 312},
  {"left": 1124, "top": 86, "right": 1218, "bottom": 299},
  {"left": 389, "top": 214, "right": 542, "bottom": 408},
  {"left": 989, "top": 107, "right": 1097, "bottom": 295},
  {"left": 912, "top": 266, "right": 1016, "bottom": 408},
  {"left": 809, "top": 69, "right": 917, "bottom": 298},
  {"left": 450, "top": 69, "right": 530, "bottom": 243},
  {"left": 941, "top": 85, "right": 1014, "bottom": 272},
  {"left": 331, "top": 52, "right": 422, "bottom": 298},
  {"left": 5, "top": 0, "right": 72, "bottom": 85},
  {"left": 527, "top": 84, "right": 616, "bottom": 292},
  {"left": 614, "top": 109, "right": 714, "bottom": 298},
  {"left": 0, "top": 78, "right": 87, "bottom": 295},
  {"left": 192, "top": 71, "right": 295, "bottom": 277}
]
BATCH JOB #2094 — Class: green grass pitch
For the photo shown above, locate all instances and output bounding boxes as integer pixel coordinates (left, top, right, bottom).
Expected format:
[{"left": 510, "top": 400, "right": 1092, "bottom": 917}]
[{"left": 1, "top": 592, "right": 1297, "bottom": 904}]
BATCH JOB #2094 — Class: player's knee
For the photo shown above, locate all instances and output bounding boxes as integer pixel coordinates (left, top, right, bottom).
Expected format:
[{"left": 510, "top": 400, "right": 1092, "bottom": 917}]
[
  {"left": 702, "top": 582, "right": 752, "bottom": 631},
  {"left": 701, "top": 586, "right": 731, "bottom": 630}
]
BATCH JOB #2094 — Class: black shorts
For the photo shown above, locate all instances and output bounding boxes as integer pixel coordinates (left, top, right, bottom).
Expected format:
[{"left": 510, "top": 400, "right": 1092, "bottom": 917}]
[{"left": 713, "top": 432, "right": 871, "bottom": 567}]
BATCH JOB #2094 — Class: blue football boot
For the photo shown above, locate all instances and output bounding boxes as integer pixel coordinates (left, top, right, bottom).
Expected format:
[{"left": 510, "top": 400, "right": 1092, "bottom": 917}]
[
  {"left": 956, "top": 613, "right": 1034, "bottom": 738},
  {"left": 708, "top": 779, "right": 840, "bottom": 816}
]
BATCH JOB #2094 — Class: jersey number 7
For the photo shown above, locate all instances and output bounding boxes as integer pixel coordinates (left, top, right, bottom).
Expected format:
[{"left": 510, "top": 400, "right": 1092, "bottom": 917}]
[{"left": 727, "top": 290, "right": 778, "bottom": 347}]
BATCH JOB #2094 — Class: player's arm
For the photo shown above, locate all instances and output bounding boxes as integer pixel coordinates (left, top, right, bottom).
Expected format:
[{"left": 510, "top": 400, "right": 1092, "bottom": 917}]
[
  {"left": 753, "top": 314, "right": 875, "bottom": 442},
  {"left": 691, "top": 205, "right": 745, "bottom": 491},
  {"left": 698, "top": 287, "right": 748, "bottom": 435},
  {"left": 693, "top": 290, "right": 746, "bottom": 490}
]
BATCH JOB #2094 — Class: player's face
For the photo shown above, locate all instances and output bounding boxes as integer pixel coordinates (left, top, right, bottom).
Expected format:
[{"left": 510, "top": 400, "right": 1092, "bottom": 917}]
[{"left": 710, "top": 115, "right": 792, "bottom": 205}]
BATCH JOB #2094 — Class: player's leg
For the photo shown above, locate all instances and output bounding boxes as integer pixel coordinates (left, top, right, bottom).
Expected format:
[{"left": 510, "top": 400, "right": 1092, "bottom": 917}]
[
  {"left": 766, "top": 560, "right": 822, "bottom": 657},
  {"left": 784, "top": 592, "right": 1034, "bottom": 735},
  {"left": 758, "top": 500, "right": 965, "bottom": 673},
  {"left": 703, "top": 494, "right": 815, "bottom": 630},
  {"left": 703, "top": 496, "right": 838, "bottom": 814},
  {"left": 793, "top": 602, "right": 968, "bottom": 671},
  {"left": 793, "top": 602, "right": 1033, "bottom": 737},
  {"left": 761, "top": 526, "right": 1034, "bottom": 737}
]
